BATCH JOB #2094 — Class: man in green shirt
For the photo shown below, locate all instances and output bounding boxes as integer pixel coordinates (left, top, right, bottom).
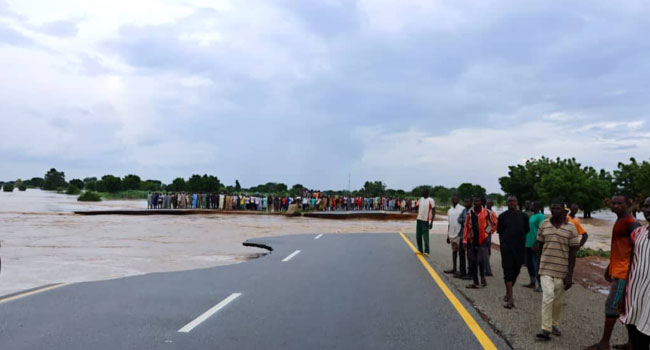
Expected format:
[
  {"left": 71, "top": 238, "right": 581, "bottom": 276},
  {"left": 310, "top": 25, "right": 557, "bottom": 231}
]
[{"left": 525, "top": 201, "right": 545, "bottom": 291}]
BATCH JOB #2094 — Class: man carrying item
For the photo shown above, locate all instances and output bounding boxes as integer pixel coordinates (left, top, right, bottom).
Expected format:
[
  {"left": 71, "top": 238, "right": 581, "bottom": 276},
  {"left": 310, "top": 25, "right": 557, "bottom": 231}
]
[
  {"left": 414, "top": 188, "right": 436, "bottom": 256},
  {"left": 463, "top": 196, "right": 498, "bottom": 289},
  {"left": 619, "top": 197, "right": 650, "bottom": 349},
  {"left": 524, "top": 201, "right": 545, "bottom": 291},
  {"left": 535, "top": 200, "right": 580, "bottom": 341},
  {"left": 444, "top": 194, "right": 465, "bottom": 274},
  {"left": 568, "top": 203, "right": 589, "bottom": 247},
  {"left": 497, "top": 195, "right": 530, "bottom": 308},
  {"left": 585, "top": 195, "right": 640, "bottom": 350},
  {"left": 455, "top": 197, "right": 473, "bottom": 280}
]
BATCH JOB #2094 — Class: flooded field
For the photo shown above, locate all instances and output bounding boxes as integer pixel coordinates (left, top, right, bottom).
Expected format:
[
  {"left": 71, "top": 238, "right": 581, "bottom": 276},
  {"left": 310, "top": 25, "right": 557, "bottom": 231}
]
[{"left": 0, "top": 189, "right": 621, "bottom": 296}]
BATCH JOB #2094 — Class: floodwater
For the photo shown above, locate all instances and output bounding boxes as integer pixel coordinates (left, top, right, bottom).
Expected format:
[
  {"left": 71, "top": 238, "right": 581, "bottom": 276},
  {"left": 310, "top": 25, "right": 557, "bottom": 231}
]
[
  {"left": 0, "top": 189, "right": 622, "bottom": 297},
  {"left": 0, "top": 189, "right": 411, "bottom": 296}
]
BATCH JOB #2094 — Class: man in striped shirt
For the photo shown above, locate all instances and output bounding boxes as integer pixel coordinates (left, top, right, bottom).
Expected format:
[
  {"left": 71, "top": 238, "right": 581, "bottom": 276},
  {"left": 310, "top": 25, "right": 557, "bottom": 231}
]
[
  {"left": 535, "top": 200, "right": 581, "bottom": 341},
  {"left": 619, "top": 197, "right": 650, "bottom": 349}
]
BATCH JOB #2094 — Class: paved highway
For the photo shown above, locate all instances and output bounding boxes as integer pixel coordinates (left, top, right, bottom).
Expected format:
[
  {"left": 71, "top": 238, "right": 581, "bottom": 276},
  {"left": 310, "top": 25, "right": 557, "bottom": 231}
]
[{"left": 0, "top": 233, "right": 509, "bottom": 349}]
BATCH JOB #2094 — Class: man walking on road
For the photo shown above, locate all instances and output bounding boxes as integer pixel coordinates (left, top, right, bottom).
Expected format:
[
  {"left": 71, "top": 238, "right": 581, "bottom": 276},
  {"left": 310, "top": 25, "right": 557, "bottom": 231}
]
[
  {"left": 619, "top": 197, "right": 650, "bottom": 349},
  {"left": 535, "top": 200, "right": 581, "bottom": 341},
  {"left": 444, "top": 194, "right": 464, "bottom": 274},
  {"left": 414, "top": 188, "right": 436, "bottom": 256},
  {"left": 585, "top": 195, "right": 640, "bottom": 350},
  {"left": 497, "top": 195, "right": 530, "bottom": 308},
  {"left": 524, "top": 201, "right": 545, "bottom": 291},
  {"left": 463, "top": 197, "right": 498, "bottom": 289}
]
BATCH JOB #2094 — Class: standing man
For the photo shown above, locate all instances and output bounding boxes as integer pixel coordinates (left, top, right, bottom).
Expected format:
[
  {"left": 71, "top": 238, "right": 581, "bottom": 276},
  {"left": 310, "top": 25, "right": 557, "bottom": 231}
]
[
  {"left": 497, "top": 195, "right": 530, "bottom": 309},
  {"left": 568, "top": 204, "right": 589, "bottom": 247},
  {"left": 619, "top": 197, "right": 650, "bottom": 349},
  {"left": 455, "top": 197, "right": 473, "bottom": 280},
  {"left": 484, "top": 199, "right": 495, "bottom": 276},
  {"left": 524, "top": 201, "right": 545, "bottom": 291},
  {"left": 585, "top": 195, "right": 640, "bottom": 350},
  {"left": 535, "top": 200, "right": 581, "bottom": 341},
  {"left": 444, "top": 194, "right": 465, "bottom": 274},
  {"left": 463, "top": 196, "right": 498, "bottom": 288},
  {"left": 415, "top": 188, "right": 436, "bottom": 256}
]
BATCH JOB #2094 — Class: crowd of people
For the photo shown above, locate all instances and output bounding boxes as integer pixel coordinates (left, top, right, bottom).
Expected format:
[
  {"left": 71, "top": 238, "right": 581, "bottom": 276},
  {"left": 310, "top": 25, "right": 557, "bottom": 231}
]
[
  {"left": 411, "top": 188, "right": 649, "bottom": 349},
  {"left": 146, "top": 191, "right": 421, "bottom": 212}
]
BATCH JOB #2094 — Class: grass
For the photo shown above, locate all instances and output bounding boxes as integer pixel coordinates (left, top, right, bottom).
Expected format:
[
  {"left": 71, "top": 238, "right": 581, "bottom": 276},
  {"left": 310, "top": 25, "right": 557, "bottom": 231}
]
[
  {"left": 576, "top": 248, "right": 611, "bottom": 259},
  {"left": 97, "top": 190, "right": 149, "bottom": 200}
]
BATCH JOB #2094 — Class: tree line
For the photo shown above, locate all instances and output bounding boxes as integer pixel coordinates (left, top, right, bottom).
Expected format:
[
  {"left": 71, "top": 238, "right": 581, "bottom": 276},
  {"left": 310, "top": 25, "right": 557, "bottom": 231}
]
[{"left": 498, "top": 157, "right": 650, "bottom": 217}]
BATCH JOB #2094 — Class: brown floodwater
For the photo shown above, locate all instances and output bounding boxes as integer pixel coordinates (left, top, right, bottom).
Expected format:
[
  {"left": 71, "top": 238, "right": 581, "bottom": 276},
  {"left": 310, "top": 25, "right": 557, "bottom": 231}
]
[{"left": 0, "top": 189, "right": 618, "bottom": 297}]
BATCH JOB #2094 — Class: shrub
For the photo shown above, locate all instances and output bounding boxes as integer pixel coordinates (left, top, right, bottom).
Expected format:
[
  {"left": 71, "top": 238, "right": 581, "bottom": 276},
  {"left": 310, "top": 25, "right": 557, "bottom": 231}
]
[
  {"left": 2, "top": 184, "right": 14, "bottom": 192},
  {"left": 78, "top": 191, "right": 101, "bottom": 202},
  {"left": 18, "top": 185, "right": 27, "bottom": 191},
  {"left": 577, "top": 248, "right": 610, "bottom": 258},
  {"left": 66, "top": 185, "right": 81, "bottom": 195}
]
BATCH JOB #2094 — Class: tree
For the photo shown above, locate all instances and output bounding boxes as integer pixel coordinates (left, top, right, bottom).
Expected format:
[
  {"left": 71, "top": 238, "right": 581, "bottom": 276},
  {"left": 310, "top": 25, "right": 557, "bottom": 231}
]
[
  {"left": 361, "top": 181, "right": 386, "bottom": 197},
  {"left": 202, "top": 175, "right": 221, "bottom": 193},
  {"left": 96, "top": 175, "right": 122, "bottom": 193},
  {"left": 432, "top": 185, "right": 453, "bottom": 204},
  {"left": 122, "top": 174, "right": 141, "bottom": 190},
  {"left": 487, "top": 193, "right": 505, "bottom": 207},
  {"left": 188, "top": 175, "right": 203, "bottom": 192},
  {"left": 3, "top": 183, "right": 14, "bottom": 192},
  {"left": 69, "top": 179, "right": 85, "bottom": 190},
  {"left": 411, "top": 185, "right": 433, "bottom": 197},
  {"left": 499, "top": 157, "right": 554, "bottom": 207},
  {"left": 456, "top": 183, "right": 486, "bottom": 200},
  {"left": 535, "top": 159, "right": 610, "bottom": 218},
  {"left": 140, "top": 179, "right": 162, "bottom": 191},
  {"left": 289, "top": 184, "right": 305, "bottom": 197},
  {"left": 26, "top": 177, "right": 44, "bottom": 187},
  {"left": 167, "top": 177, "right": 187, "bottom": 192},
  {"left": 43, "top": 168, "right": 66, "bottom": 190},
  {"left": 235, "top": 180, "right": 241, "bottom": 192}
]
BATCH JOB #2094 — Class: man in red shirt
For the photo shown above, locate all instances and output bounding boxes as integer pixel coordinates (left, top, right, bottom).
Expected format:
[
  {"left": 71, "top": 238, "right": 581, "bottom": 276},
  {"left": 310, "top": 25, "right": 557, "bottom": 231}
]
[{"left": 585, "top": 195, "right": 640, "bottom": 350}]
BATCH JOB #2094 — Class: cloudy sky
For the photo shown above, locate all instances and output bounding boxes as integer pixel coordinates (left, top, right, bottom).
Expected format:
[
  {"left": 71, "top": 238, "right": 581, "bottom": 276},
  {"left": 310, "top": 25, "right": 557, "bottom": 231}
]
[{"left": 1, "top": 0, "right": 649, "bottom": 192}]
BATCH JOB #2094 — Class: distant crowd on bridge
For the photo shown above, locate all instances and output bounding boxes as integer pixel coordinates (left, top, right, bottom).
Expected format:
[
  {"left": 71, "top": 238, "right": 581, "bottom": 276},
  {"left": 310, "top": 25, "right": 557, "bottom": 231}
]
[{"left": 146, "top": 191, "right": 421, "bottom": 212}]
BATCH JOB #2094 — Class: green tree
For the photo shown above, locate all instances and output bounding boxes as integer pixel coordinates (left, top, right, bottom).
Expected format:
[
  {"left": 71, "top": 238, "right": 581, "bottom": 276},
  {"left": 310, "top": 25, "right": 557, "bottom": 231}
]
[
  {"left": 431, "top": 185, "right": 452, "bottom": 204},
  {"left": 487, "top": 193, "right": 505, "bottom": 207},
  {"left": 43, "top": 168, "right": 67, "bottom": 190},
  {"left": 535, "top": 159, "right": 610, "bottom": 218},
  {"left": 97, "top": 175, "right": 122, "bottom": 193},
  {"left": 167, "top": 177, "right": 187, "bottom": 192},
  {"left": 122, "top": 174, "right": 141, "bottom": 190},
  {"left": 289, "top": 184, "right": 305, "bottom": 197},
  {"left": 187, "top": 175, "right": 203, "bottom": 192},
  {"left": 362, "top": 181, "right": 386, "bottom": 197},
  {"left": 456, "top": 183, "right": 486, "bottom": 200},
  {"left": 499, "top": 157, "right": 555, "bottom": 207},
  {"left": 69, "top": 179, "right": 85, "bottom": 190},
  {"left": 411, "top": 185, "right": 433, "bottom": 197},
  {"left": 140, "top": 179, "right": 162, "bottom": 191},
  {"left": 202, "top": 175, "right": 221, "bottom": 192},
  {"left": 26, "top": 177, "right": 44, "bottom": 187},
  {"left": 3, "top": 183, "right": 14, "bottom": 192}
]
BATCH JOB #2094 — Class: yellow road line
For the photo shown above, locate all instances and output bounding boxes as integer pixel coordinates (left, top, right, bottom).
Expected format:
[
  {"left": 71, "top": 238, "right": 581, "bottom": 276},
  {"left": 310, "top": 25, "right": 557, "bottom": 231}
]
[
  {"left": 399, "top": 231, "right": 497, "bottom": 350},
  {"left": 0, "top": 283, "right": 66, "bottom": 304}
]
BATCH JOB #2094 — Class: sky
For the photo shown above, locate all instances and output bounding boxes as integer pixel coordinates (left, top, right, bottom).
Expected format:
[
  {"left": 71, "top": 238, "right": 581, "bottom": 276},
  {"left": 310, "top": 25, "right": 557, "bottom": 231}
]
[{"left": 1, "top": 0, "right": 649, "bottom": 193}]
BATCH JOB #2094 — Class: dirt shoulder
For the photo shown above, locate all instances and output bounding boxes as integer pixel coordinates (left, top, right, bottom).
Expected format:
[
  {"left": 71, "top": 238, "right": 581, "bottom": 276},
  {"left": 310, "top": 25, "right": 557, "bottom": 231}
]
[{"left": 414, "top": 232, "right": 626, "bottom": 350}]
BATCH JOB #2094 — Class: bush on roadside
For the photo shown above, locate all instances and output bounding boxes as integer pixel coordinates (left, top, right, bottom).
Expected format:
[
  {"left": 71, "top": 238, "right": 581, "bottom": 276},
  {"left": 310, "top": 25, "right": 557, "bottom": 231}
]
[
  {"left": 576, "top": 248, "right": 610, "bottom": 258},
  {"left": 18, "top": 185, "right": 27, "bottom": 191},
  {"left": 66, "top": 185, "right": 81, "bottom": 195},
  {"left": 2, "top": 184, "right": 14, "bottom": 192},
  {"left": 78, "top": 191, "right": 101, "bottom": 202}
]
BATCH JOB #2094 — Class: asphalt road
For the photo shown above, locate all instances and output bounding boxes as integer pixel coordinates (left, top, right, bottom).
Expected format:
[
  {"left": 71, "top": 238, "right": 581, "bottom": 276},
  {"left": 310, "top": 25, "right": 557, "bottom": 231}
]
[{"left": 0, "top": 233, "right": 509, "bottom": 350}]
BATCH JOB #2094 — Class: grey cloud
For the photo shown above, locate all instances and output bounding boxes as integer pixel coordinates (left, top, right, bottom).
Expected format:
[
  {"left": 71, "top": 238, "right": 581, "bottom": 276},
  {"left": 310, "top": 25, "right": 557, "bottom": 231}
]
[
  {"left": 39, "top": 20, "right": 79, "bottom": 37},
  {"left": 0, "top": 23, "right": 33, "bottom": 46}
]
